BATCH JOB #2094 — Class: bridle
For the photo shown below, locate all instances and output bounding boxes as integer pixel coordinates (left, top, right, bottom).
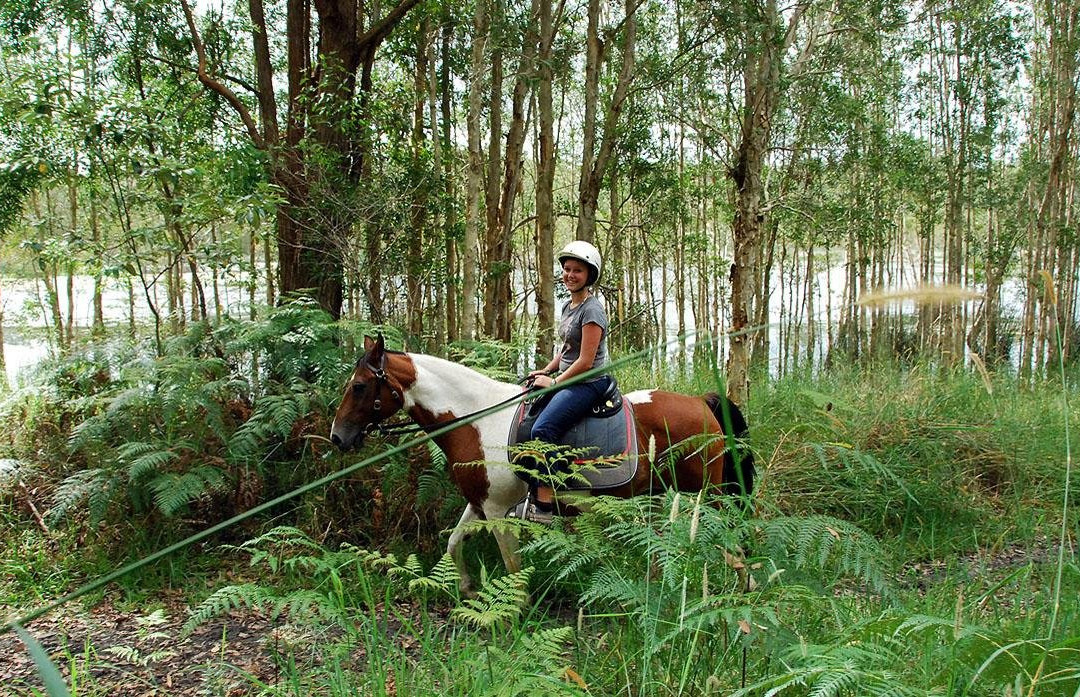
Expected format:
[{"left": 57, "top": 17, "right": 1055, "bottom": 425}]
[{"left": 357, "top": 349, "right": 403, "bottom": 417}]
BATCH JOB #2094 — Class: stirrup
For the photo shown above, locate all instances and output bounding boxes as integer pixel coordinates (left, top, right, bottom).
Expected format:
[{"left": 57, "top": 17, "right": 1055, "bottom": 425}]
[{"left": 506, "top": 493, "right": 554, "bottom": 524}]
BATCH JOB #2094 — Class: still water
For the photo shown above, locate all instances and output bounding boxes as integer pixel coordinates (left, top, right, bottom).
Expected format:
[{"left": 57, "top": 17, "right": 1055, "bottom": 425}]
[{"left": 3, "top": 264, "right": 1009, "bottom": 387}]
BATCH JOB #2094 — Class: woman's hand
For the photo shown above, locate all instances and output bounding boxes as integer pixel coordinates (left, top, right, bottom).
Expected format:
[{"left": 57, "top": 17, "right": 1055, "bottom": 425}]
[{"left": 531, "top": 374, "right": 556, "bottom": 389}]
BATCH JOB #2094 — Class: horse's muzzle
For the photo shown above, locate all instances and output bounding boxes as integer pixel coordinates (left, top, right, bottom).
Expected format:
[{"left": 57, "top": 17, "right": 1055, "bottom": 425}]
[{"left": 330, "top": 429, "right": 364, "bottom": 452}]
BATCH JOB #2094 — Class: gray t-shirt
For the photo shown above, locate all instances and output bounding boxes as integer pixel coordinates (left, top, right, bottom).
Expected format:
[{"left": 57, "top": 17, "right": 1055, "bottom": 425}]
[{"left": 558, "top": 294, "right": 608, "bottom": 379}]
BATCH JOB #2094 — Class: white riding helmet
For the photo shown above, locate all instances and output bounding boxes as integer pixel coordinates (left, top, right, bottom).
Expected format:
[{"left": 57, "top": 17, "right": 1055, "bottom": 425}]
[{"left": 557, "top": 240, "right": 602, "bottom": 285}]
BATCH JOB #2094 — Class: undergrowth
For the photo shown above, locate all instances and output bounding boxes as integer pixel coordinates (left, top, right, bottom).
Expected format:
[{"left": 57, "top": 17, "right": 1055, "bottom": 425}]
[{"left": 0, "top": 325, "right": 1077, "bottom": 695}]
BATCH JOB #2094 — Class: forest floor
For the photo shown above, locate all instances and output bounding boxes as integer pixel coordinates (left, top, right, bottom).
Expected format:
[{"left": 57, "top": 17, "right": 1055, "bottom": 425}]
[
  {"left": 0, "top": 536, "right": 1059, "bottom": 696},
  {"left": 0, "top": 591, "right": 453, "bottom": 697}
]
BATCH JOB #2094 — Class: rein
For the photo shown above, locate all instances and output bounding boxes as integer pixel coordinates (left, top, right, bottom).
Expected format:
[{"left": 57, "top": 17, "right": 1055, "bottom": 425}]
[{"left": 369, "top": 388, "right": 530, "bottom": 439}]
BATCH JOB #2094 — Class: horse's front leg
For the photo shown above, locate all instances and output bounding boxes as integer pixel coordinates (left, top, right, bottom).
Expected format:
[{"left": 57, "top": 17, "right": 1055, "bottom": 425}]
[
  {"left": 447, "top": 503, "right": 481, "bottom": 596},
  {"left": 490, "top": 518, "right": 521, "bottom": 575},
  {"left": 481, "top": 469, "right": 527, "bottom": 576}
]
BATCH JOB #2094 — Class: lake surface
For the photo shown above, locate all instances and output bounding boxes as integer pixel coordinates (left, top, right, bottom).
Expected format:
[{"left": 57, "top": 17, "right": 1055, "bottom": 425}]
[
  {"left": 3, "top": 264, "right": 1017, "bottom": 387},
  {"left": 1, "top": 273, "right": 257, "bottom": 386}
]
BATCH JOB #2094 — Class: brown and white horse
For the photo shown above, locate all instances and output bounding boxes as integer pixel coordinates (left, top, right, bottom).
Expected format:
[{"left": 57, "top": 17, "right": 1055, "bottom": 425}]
[{"left": 330, "top": 335, "right": 753, "bottom": 593}]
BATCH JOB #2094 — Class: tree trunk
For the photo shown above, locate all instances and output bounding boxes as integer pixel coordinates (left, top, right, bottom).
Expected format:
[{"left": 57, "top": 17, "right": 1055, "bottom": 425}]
[
  {"left": 535, "top": 0, "right": 556, "bottom": 361},
  {"left": 462, "top": 0, "right": 488, "bottom": 341},
  {"left": 482, "top": 0, "right": 504, "bottom": 338},
  {"left": 489, "top": 0, "right": 540, "bottom": 342},
  {"left": 408, "top": 19, "right": 430, "bottom": 344},
  {"left": 726, "top": 0, "right": 782, "bottom": 407},
  {"left": 575, "top": 0, "right": 637, "bottom": 244},
  {"left": 184, "top": 0, "right": 420, "bottom": 320},
  {"left": 0, "top": 281, "right": 8, "bottom": 391},
  {"left": 440, "top": 9, "right": 458, "bottom": 342},
  {"left": 90, "top": 170, "right": 105, "bottom": 336}
]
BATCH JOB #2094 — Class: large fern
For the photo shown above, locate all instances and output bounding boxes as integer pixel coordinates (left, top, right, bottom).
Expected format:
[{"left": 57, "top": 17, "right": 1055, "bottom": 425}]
[
  {"left": 227, "top": 383, "right": 310, "bottom": 460},
  {"left": 452, "top": 567, "right": 533, "bottom": 629},
  {"left": 149, "top": 465, "right": 229, "bottom": 516},
  {"left": 49, "top": 467, "right": 121, "bottom": 524},
  {"left": 182, "top": 583, "right": 271, "bottom": 635},
  {"left": 754, "top": 514, "right": 888, "bottom": 593}
]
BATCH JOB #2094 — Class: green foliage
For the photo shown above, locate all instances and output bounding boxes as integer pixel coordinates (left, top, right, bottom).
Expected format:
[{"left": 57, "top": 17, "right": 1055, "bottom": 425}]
[
  {"left": 187, "top": 523, "right": 593, "bottom": 695},
  {"left": 452, "top": 567, "right": 532, "bottom": 630},
  {"left": 755, "top": 514, "right": 889, "bottom": 592},
  {"left": 13, "top": 623, "right": 70, "bottom": 697},
  {"left": 751, "top": 366, "right": 1068, "bottom": 557},
  {"left": 4, "top": 356, "right": 1078, "bottom": 695},
  {"left": 0, "top": 307, "right": 378, "bottom": 532}
]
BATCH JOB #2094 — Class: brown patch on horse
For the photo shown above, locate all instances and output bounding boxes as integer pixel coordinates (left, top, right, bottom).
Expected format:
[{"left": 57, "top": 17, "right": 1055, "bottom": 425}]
[
  {"left": 408, "top": 405, "right": 490, "bottom": 508},
  {"left": 614, "top": 391, "right": 728, "bottom": 497},
  {"left": 383, "top": 351, "right": 418, "bottom": 391}
]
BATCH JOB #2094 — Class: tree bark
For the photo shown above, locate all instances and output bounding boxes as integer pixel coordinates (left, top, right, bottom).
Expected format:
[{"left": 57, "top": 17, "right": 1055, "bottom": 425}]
[
  {"left": 183, "top": 0, "right": 420, "bottom": 320},
  {"left": 727, "top": 0, "right": 781, "bottom": 407},
  {"left": 575, "top": 0, "right": 637, "bottom": 244},
  {"left": 408, "top": 19, "right": 430, "bottom": 343},
  {"left": 441, "top": 9, "right": 458, "bottom": 342},
  {"left": 462, "top": 0, "right": 488, "bottom": 341},
  {"left": 726, "top": 0, "right": 810, "bottom": 407},
  {"left": 535, "top": 0, "right": 561, "bottom": 360},
  {"left": 0, "top": 280, "right": 7, "bottom": 391},
  {"left": 488, "top": 0, "right": 540, "bottom": 342},
  {"left": 482, "top": 0, "right": 504, "bottom": 338}
]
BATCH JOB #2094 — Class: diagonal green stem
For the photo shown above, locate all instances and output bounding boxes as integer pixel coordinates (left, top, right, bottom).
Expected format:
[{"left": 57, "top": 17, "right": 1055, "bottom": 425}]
[
  {"left": 3, "top": 338, "right": 670, "bottom": 636},
  {"left": 1049, "top": 300, "right": 1072, "bottom": 640}
]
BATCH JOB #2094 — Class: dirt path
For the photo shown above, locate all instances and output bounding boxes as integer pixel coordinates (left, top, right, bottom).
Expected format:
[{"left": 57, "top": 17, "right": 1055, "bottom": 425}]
[{"left": 1, "top": 596, "right": 285, "bottom": 696}]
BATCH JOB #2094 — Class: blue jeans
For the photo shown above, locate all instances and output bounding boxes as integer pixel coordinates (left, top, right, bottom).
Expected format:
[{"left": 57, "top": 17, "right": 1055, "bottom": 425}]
[{"left": 531, "top": 374, "right": 614, "bottom": 446}]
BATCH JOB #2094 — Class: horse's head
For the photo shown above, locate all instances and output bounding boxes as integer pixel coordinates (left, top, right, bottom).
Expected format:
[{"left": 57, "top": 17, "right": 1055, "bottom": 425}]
[{"left": 330, "top": 334, "right": 410, "bottom": 451}]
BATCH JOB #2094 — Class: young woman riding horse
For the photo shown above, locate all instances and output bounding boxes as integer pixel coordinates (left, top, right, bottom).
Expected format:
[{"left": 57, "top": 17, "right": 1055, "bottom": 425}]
[{"left": 330, "top": 338, "right": 754, "bottom": 596}]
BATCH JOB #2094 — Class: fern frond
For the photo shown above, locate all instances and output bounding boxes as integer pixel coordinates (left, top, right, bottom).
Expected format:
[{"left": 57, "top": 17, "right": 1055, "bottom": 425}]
[
  {"left": 124, "top": 445, "right": 180, "bottom": 483},
  {"left": 756, "top": 515, "right": 888, "bottom": 592},
  {"left": 228, "top": 388, "right": 309, "bottom": 459},
  {"left": 452, "top": 567, "right": 532, "bottom": 629},
  {"left": 267, "top": 589, "right": 349, "bottom": 626},
  {"left": 407, "top": 553, "right": 460, "bottom": 596},
  {"left": 49, "top": 468, "right": 118, "bottom": 524},
  {"left": 182, "top": 583, "right": 268, "bottom": 635},
  {"left": 580, "top": 567, "right": 650, "bottom": 607},
  {"left": 149, "top": 465, "right": 228, "bottom": 516},
  {"left": 509, "top": 626, "right": 574, "bottom": 675}
]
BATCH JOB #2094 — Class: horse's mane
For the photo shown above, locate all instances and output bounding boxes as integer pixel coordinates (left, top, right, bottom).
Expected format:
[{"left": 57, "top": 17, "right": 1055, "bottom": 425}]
[{"left": 406, "top": 352, "right": 516, "bottom": 389}]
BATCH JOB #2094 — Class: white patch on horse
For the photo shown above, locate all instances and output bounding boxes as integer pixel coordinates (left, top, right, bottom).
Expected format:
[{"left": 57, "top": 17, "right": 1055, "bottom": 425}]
[
  {"left": 626, "top": 389, "right": 655, "bottom": 405},
  {"left": 404, "top": 354, "right": 526, "bottom": 506}
]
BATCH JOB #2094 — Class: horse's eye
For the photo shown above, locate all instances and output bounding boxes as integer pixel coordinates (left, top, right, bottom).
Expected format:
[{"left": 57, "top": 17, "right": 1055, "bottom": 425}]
[{"left": 352, "top": 382, "right": 366, "bottom": 396}]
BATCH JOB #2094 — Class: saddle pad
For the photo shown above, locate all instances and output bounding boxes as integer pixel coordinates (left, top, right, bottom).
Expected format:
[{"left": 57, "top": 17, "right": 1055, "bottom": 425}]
[{"left": 507, "top": 395, "right": 639, "bottom": 490}]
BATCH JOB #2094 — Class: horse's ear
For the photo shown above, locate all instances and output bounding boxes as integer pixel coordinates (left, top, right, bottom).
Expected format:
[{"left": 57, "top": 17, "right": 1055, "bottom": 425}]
[
  {"left": 363, "top": 335, "right": 376, "bottom": 352},
  {"left": 374, "top": 332, "right": 385, "bottom": 354}
]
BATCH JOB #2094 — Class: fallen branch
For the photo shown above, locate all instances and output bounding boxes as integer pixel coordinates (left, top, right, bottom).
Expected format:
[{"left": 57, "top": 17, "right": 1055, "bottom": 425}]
[{"left": 17, "top": 480, "right": 49, "bottom": 535}]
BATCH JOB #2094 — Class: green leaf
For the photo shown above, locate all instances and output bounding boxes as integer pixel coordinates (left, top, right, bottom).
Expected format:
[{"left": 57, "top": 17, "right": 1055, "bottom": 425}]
[{"left": 13, "top": 624, "right": 70, "bottom": 697}]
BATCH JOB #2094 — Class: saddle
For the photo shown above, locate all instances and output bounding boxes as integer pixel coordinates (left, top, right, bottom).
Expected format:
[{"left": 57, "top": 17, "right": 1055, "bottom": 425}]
[{"left": 507, "top": 381, "right": 639, "bottom": 490}]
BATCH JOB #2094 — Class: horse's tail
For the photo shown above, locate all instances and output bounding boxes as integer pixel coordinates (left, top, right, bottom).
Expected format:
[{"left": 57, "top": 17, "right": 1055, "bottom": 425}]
[{"left": 703, "top": 393, "right": 755, "bottom": 508}]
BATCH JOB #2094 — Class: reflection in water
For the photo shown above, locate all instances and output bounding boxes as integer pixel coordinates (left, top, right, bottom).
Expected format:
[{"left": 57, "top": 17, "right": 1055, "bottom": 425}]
[{"left": 1, "top": 272, "right": 254, "bottom": 386}]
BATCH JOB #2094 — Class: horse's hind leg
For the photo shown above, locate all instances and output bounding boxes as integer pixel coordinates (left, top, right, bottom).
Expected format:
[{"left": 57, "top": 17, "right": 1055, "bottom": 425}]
[{"left": 447, "top": 504, "right": 481, "bottom": 596}]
